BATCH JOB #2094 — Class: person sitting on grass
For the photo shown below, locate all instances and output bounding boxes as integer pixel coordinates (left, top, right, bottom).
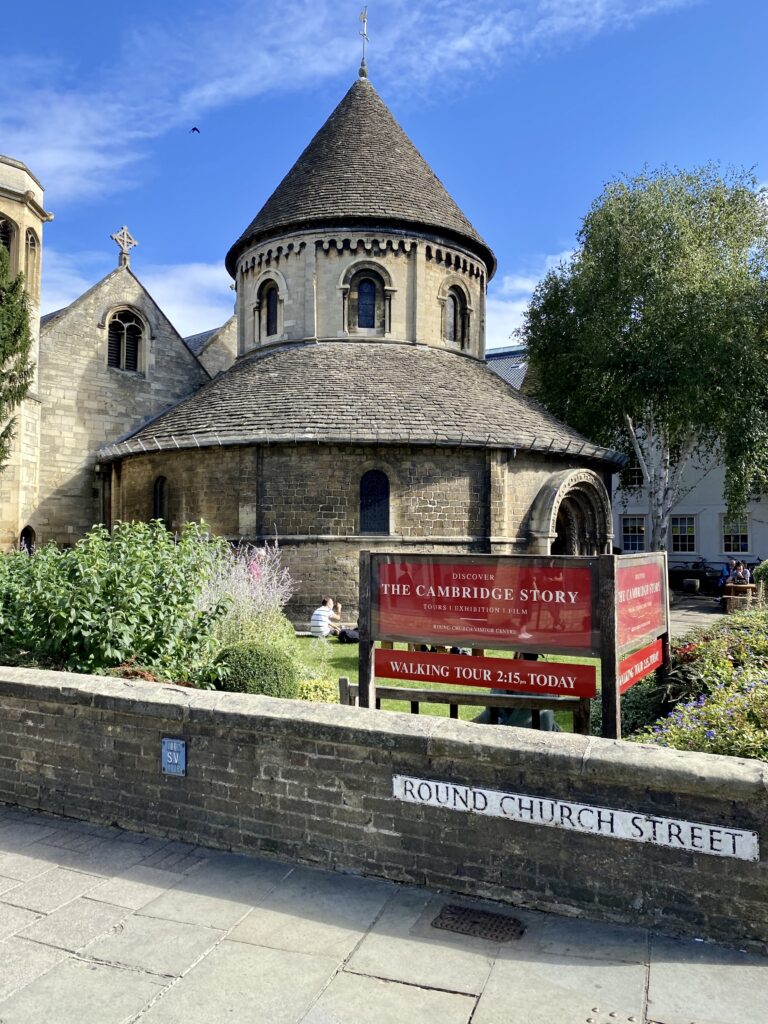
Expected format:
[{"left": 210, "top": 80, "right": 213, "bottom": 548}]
[{"left": 310, "top": 596, "right": 342, "bottom": 638}]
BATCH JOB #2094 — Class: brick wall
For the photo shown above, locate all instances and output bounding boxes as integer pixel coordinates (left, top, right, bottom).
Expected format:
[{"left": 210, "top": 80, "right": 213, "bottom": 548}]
[{"left": 0, "top": 667, "right": 766, "bottom": 951}]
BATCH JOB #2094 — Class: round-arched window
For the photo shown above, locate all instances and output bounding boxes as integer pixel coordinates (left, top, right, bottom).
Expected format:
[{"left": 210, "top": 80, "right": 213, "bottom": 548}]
[
  {"left": 360, "top": 470, "right": 390, "bottom": 534},
  {"left": 443, "top": 287, "right": 467, "bottom": 347},
  {"left": 357, "top": 279, "right": 376, "bottom": 329},
  {"left": 153, "top": 476, "right": 168, "bottom": 522},
  {"left": 257, "top": 280, "right": 280, "bottom": 341},
  {"left": 108, "top": 309, "right": 144, "bottom": 372}
]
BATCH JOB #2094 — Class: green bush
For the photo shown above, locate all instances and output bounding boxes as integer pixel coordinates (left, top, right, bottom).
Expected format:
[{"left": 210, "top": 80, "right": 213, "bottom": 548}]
[
  {"left": 589, "top": 675, "right": 667, "bottom": 738},
  {"left": 297, "top": 678, "right": 338, "bottom": 703},
  {"left": 216, "top": 641, "right": 300, "bottom": 698},
  {"left": 0, "top": 521, "right": 228, "bottom": 680},
  {"left": 636, "top": 678, "right": 768, "bottom": 760}
]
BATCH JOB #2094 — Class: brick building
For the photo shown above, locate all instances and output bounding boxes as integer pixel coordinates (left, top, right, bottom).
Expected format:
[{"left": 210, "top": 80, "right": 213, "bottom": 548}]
[{"left": 1, "top": 71, "right": 623, "bottom": 619}]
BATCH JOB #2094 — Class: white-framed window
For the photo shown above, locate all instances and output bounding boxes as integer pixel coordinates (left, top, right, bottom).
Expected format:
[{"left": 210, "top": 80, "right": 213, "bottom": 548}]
[
  {"left": 621, "top": 463, "right": 643, "bottom": 489},
  {"left": 722, "top": 516, "right": 749, "bottom": 554},
  {"left": 671, "top": 515, "right": 696, "bottom": 553},
  {"left": 621, "top": 515, "right": 646, "bottom": 552}
]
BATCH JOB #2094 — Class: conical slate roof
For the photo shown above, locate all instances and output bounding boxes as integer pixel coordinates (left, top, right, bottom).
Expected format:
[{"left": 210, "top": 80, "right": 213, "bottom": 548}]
[
  {"left": 225, "top": 78, "right": 495, "bottom": 276},
  {"left": 105, "top": 342, "right": 621, "bottom": 468}
]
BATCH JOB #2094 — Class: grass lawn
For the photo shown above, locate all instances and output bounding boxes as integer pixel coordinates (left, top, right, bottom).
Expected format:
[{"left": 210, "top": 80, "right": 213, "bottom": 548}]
[{"left": 295, "top": 637, "right": 600, "bottom": 731}]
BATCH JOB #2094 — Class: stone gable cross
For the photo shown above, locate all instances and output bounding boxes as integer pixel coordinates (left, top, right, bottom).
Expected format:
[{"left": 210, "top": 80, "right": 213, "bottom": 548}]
[{"left": 111, "top": 226, "right": 138, "bottom": 267}]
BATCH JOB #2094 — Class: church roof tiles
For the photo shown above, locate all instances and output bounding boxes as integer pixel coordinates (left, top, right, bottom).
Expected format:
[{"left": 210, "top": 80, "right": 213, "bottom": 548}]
[
  {"left": 225, "top": 78, "right": 495, "bottom": 276},
  {"left": 109, "top": 342, "right": 621, "bottom": 467}
]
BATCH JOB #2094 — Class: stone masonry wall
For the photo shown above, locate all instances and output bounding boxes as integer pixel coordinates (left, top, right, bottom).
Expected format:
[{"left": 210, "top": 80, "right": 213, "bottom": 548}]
[
  {"left": 0, "top": 667, "right": 766, "bottom": 951},
  {"left": 36, "top": 267, "right": 208, "bottom": 545}
]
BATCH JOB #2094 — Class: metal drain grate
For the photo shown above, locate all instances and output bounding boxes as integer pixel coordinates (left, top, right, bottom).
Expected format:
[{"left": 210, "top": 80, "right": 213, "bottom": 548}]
[{"left": 431, "top": 904, "right": 526, "bottom": 941}]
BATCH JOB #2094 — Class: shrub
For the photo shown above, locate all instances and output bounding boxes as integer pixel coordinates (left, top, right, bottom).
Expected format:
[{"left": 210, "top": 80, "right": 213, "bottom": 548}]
[
  {"left": 589, "top": 675, "right": 667, "bottom": 738},
  {"left": 198, "top": 542, "right": 295, "bottom": 649},
  {"left": 0, "top": 521, "right": 228, "bottom": 679},
  {"left": 216, "top": 641, "right": 300, "bottom": 698},
  {"left": 297, "top": 678, "right": 338, "bottom": 703},
  {"left": 636, "top": 677, "right": 768, "bottom": 761}
]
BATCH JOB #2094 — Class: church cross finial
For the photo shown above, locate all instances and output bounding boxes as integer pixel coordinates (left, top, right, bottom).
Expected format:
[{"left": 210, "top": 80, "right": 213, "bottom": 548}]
[
  {"left": 111, "top": 225, "right": 138, "bottom": 268},
  {"left": 358, "top": 7, "right": 369, "bottom": 78}
]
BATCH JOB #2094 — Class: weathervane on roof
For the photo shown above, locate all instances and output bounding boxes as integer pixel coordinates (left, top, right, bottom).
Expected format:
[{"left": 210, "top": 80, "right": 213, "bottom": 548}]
[
  {"left": 111, "top": 225, "right": 138, "bottom": 268},
  {"left": 359, "top": 7, "right": 369, "bottom": 78}
]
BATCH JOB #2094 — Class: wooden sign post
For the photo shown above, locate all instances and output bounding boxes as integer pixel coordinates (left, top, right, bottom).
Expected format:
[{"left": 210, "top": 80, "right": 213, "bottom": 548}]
[{"left": 358, "top": 550, "right": 670, "bottom": 738}]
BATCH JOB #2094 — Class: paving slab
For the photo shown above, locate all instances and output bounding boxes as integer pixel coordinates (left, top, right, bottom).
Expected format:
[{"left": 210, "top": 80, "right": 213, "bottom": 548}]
[
  {"left": 138, "top": 939, "right": 338, "bottom": 1024},
  {"left": 86, "top": 864, "right": 184, "bottom": 911},
  {"left": 0, "top": 820, "right": 60, "bottom": 851},
  {"left": 346, "top": 888, "right": 497, "bottom": 995},
  {"left": 0, "top": 849, "right": 58, "bottom": 882},
  {"left": 473, "top": 952, "right": 647, "bottom": 1024},
  {"left": 646, "top": 934, "right": 768, "bottom": 1024},
  {"left": 0, "top": 957, "right": 166, "bottom": 1024},
  {"left": 229, "top": 865, "right": 395, "bottom": 961},
  {"left": 0, "top": 876, "right": 20, "bottom": 897},
  {"left": 0, "top": 902, "right": 41, "bottom": 942},
  {"left": 83, "top": 911, "right": 223, "bottom": 977},
  {"left": 138, "top": 852, "right": 291, "bottom": 929},
  {"left": 17, "top": 896, "right": 128, "bottom": 952},
  {"left": 28, "top": 837, "right": 159, "bottom": 877},
  {"left": 511, "top": 912, "right": 651, "bottom": 965},
  {"left": 0, "top": 866, "right": 102, "bottom": 913},
  {"left": 0, "top": 937, "right": 67, "bottom": 1002},
  {"left": 303, "top": 969, "right": 476, "bottom": 1024}
]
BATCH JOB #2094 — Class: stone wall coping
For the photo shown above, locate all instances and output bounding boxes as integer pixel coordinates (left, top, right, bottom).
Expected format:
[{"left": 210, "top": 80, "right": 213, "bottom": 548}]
[{"left": 2, "top": 665, "right": 766, "bottom": 801}]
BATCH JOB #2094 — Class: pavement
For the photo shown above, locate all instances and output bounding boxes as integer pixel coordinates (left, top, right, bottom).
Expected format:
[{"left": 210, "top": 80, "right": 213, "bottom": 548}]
[
  {"left": 0, "top": 805, "right": 765, "bottom": 1024},
  {"left": 668, "top": 593, "right": 726, "bottom": 638}
]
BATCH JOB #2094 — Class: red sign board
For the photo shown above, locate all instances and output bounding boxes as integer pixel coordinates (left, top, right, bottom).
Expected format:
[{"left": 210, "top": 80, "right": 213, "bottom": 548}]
[
  {"left": 617, "top": 559, "right": 666, "bottom": 650},
  {"left": 372, "top": 556, "right": 595, "bottom": 652},
  {"left": 375, "top": 648, "right": 597, "bottom": 698},
  {"left": 618, "top": 639, "right": 664, "bottom": 694}
]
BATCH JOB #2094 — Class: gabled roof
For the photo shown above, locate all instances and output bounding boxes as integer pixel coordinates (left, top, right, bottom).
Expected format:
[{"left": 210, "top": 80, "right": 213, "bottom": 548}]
[
  {"left": 487, "top": 346, "right": 528, "bottom": 390},
  {"left": 225, "top": 77, "right": 495, "bottom": 277},
  {"left": 101, "top": 341, "right": 622, "bottom": 469},
  {"left": 184, "top": 316, "right": 236, "bottom": 357}
]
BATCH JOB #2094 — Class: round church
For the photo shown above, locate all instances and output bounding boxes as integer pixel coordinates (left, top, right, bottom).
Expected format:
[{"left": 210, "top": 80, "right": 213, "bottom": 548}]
[{"left": 102, "top": 70, "right": 623, "bottom": 620}]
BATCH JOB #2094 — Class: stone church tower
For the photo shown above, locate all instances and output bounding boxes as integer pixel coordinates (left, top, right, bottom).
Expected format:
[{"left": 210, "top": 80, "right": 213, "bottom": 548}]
[
  {"left": 104, "top": 73, "right": 624, "bottom": 620},
  {"left": 0, "top": 155, "right": 52, "bottom": 549}
]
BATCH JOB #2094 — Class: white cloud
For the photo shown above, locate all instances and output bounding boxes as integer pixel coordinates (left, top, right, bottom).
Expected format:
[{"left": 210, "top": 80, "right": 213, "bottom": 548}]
[
  {"left": 139, "top": 263, "right": 234, "bottom": 337},
  {"left": 41, "top": 250, "right": 233, "bottom": 338},
  {"left": 486, "top": 248, "right": 574, "bottom": 348},
  {"left": 0, "top": 0, "right": 701, "bottom": 204}
]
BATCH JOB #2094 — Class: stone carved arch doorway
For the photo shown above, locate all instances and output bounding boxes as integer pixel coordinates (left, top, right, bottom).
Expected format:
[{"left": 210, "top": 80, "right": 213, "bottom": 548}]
[{"left": 527, "top": 469, "right": 613, "bottom": 556}]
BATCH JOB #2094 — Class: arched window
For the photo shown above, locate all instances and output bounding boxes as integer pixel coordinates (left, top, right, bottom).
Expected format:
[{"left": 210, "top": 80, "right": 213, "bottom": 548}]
[
  {"left": 0, "top": 217, "right": 11, "bottom": 255},
  {"left": 357, "top": 278, "right": 376, "bottom": 328},
  {"left": 19, "top": 526, "right": 36, "bottom": 554},
  {"left": 256, "top": 280, "right": 281, "bottom": 341},
  {"left": 360, "top": 470, "right": 390, "bottom": 534},
  {"left": 153, "top": 476, "right": 168, "bottom": 522},
  {"left": 25, "top": 229, "right": 38, "bottom": 289},
  {"left": 266, "top": 285, "right": 278, "bottom": 337},
  {"left": 107, "top": 309, "right": 144, "bottom": 372},
  {"left": 443, "top": 286, "right": 467, "bottom": 348},
  {"left": 346, "top": 269, "right": 388, "bottom": 335}
]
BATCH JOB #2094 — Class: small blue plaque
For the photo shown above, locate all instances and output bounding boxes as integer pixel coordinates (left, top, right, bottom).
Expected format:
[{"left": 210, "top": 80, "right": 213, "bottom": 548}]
[{"left": 161, "top": 737, "right": 187, "bottom": 777}]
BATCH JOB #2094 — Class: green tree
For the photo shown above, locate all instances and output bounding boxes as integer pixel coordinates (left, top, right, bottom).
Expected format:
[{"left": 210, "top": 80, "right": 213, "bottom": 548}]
[
  {"left": 0, "top": 243, "right": 34, "bottom": 471},
  {"left": 521, "top": 165, "right": 768, "bottom": 550}
]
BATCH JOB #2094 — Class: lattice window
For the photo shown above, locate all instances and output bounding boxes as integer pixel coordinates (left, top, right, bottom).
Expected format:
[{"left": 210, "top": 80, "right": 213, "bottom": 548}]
[
  {"left": 722, "top": 516, "right": 749, "bottom": 554},
  {"left": 622, "top": 516, "right": 646, "bottom": 552},
  {"left": 671, "top": 515, "right": 696, "bottom": 553}
]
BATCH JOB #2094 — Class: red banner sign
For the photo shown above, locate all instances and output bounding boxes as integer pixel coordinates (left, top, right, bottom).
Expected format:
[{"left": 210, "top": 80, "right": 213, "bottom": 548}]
[
  {"left": 375, "top": 648, "right": 597, "bottom": 697},
  {"left": 618, "top": 639, "right": 663, "bottom": 694},
  {"left": 372, "top": 557, "right": 594, "bottom": 652},
  {"left": 617, "top": 559, "right": 666, "bottom": 649}
]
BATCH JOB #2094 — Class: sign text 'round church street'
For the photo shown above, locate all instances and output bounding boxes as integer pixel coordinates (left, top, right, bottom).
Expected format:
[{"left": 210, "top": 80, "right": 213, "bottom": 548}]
[{"left": 392, "top": 775, "right": 759, "bottom": 862}]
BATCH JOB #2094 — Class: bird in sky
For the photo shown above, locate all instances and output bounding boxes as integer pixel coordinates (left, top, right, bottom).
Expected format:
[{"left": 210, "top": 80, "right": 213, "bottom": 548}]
[{"left": 190, "top": 127, "right": 200, "bottom": 134}]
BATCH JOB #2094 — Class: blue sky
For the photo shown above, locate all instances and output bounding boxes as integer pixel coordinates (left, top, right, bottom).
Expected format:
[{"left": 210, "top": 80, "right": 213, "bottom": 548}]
[{"left": 1, "top": 0, "right": 762, "bottom": 345}]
